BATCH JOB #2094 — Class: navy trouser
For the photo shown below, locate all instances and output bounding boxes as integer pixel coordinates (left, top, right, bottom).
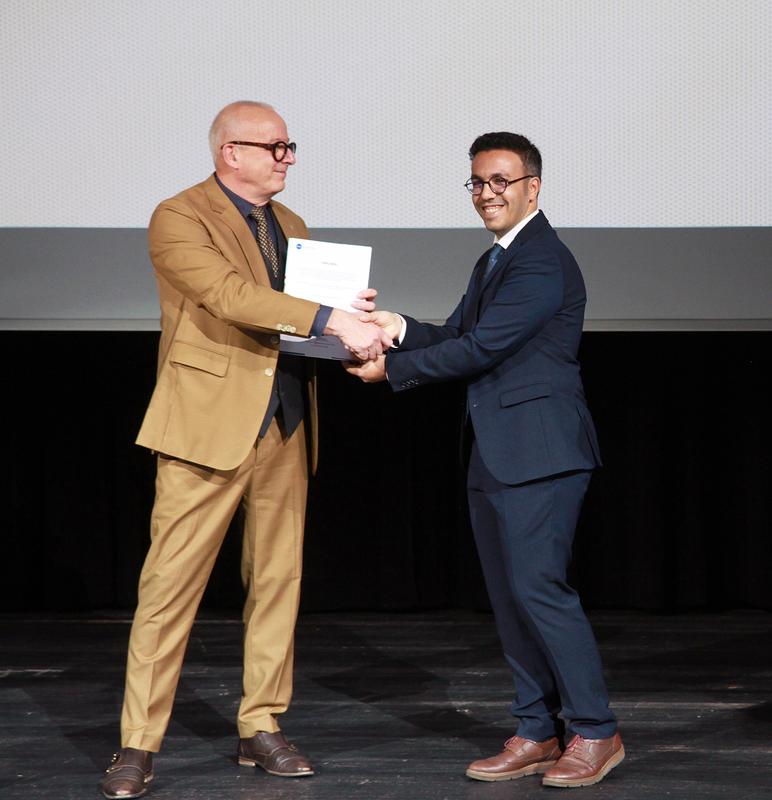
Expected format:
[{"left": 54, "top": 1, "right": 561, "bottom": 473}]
[{"left": 467, "top": 440, "right": 617, "bottom": 741}]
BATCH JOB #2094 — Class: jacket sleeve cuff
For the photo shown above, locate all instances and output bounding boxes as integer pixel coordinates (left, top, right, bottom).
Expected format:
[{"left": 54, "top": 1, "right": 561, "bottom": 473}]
[{"left": 310, "top": 305, "right": 333, "bottom": 337}]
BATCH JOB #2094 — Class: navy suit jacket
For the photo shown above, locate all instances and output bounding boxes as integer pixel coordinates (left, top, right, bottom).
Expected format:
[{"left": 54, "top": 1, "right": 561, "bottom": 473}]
[{"left": 386, "top": 210, "right": 601, "bottom": 486}]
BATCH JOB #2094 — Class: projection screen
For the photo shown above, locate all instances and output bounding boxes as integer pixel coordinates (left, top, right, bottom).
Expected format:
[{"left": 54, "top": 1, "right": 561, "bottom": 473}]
[{"left": 1, "top": 1, "right": 770, "bottom": 329}]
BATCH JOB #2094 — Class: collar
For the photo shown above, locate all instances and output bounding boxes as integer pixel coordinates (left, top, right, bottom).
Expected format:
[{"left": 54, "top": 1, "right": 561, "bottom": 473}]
[
  {"left": 494, "top": 208, "right": 540, "bottom": 250},
  {"left": 214, "top": 173, "right": 267, "bottom": 219}
]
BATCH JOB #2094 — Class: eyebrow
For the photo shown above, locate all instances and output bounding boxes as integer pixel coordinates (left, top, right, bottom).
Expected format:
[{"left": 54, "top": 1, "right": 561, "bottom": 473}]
[{"left": 469, "top": 172, "right": 508, "bottom": 180}]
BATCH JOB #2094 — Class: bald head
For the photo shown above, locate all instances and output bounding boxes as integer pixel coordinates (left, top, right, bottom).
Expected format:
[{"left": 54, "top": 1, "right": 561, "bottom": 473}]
[
  {"left": 208, "top": 101, "right": 277, "bottom": 164},
  {"left": 211, "top": 101, "right": 295, "bottom": 205}
]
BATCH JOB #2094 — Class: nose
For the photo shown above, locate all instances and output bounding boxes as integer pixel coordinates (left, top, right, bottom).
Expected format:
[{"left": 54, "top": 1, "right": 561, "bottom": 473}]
[
  {"left": 478, "top": 181, "right": 496, "bottom": 200},
  {"left": 283, "top": 149, "right": 296, "bottom": 165}
]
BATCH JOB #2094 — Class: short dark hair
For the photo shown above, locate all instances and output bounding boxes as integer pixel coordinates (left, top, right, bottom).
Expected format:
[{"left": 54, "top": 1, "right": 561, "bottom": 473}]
[{"left": 469, "top": 132, "right": 542, "bottom": 178}]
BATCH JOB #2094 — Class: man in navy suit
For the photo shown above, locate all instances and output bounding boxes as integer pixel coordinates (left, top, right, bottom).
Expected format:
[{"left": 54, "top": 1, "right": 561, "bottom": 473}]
[{"left": 347, "top": 133, "right": 624, "bottom": 788}]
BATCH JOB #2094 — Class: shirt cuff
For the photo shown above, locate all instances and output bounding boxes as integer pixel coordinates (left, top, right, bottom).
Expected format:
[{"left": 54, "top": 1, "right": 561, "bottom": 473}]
[
  {"left": 311, "top": 305, "right": 333, "bottom": 337},
  {"left": 395, "top": 314, "right": 407, "bottom": 346}
]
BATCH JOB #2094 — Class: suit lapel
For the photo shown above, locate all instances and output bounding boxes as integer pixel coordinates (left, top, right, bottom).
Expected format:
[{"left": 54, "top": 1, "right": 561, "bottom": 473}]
[
  {"left": 480, "top": 240, "right": 518, "bottom": 293},
  {"left": 271, "top": 200, "right": 305, "bottom": 241},
  {"left": 479, "top": 211, "right": 549, "bottom": 290},
  {"left": 464, "top": 211, "right": 551, "bottom": 328},
  {"left": 513, "top": 209, "right": 549, "bottom": 246},
  {"left": 462, "top": 249, "right": 493, "bottom": 332},
  {"left": 202, "top": 176, "right": 269, "bottom": 287}
]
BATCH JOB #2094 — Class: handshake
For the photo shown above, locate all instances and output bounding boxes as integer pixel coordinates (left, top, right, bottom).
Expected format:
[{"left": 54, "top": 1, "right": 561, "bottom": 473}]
[{"left": 322, "top": 289, "right": 400, "bottom": 383}]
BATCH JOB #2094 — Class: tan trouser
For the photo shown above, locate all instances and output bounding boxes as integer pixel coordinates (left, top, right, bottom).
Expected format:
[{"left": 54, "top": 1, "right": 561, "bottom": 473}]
[{"left": 120, "top": 419, "right": 308, "bottom": 751}]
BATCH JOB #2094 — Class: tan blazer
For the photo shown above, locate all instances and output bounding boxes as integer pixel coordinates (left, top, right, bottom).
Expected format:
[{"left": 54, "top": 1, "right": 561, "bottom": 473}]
[{"left": 136, "top": 175, "right": 321, "bottom": 471}]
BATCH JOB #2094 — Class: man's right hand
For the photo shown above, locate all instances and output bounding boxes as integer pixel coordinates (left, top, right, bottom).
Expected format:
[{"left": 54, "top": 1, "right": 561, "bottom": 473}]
[
  {"left": 324, "top": 308, "right": 394, "bottom": 362},
  {"left": 357, "top": 310, "right": 402, "bottom": 341}
]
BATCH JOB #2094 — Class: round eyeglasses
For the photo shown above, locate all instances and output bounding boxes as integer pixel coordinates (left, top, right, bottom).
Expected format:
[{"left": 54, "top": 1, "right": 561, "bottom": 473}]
[
  {"left": 464, "top": 174, "right": 534, "bottom": 195},
  {"left": 224, "top": 140, "right": 297, "bottom": 162}
]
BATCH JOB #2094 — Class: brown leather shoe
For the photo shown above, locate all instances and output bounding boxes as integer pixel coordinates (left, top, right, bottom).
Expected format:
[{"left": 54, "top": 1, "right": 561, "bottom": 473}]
[
  {"left": 99, "top": 748, "right": 154, "bottom": 799},
  {"left": 238, "top": 731, "right": 314, "bottom": 777},
  {"left": 466, "top": 735, "right": 562, "bottom": 781},
  {"left": 542, "top": 732, "right": 624, "bottom": 787}
]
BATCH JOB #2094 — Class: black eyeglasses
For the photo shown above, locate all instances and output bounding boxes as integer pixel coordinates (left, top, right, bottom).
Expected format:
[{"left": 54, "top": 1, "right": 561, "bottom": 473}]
[
  {"left": 464, "top": 174, "right": 534, "bottom": 195},
  {"left": 224, "top": 140, "right": 297, "bottom": 161}
]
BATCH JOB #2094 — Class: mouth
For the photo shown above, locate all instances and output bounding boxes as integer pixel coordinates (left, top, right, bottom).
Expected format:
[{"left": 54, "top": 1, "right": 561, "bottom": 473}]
[{"left": 480, "top": 203, "right": 504, "bottom": 218}]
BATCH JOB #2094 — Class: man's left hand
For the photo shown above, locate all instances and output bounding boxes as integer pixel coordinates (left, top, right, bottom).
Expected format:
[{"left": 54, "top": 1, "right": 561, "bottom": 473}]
[
  {"left": 350, "top": 288, "right": 378, "bottom": 312},
  {"left": 344, "top": 355, "right": 387, "bottom": 383}
]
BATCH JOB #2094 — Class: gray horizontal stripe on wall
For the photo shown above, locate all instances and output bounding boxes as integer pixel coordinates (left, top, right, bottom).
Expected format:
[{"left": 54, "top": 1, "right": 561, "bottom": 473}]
[{"left": 1, "top": 227, "right": 770, "bottom": 331}]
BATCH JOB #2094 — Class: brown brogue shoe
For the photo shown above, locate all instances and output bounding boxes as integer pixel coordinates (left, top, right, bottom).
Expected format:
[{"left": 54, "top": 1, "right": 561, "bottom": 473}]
[
  {"left": 542, "top": 732, "right": 624, "bottom": 787},
  {"left": 238, "top": 731, "right": 314, "bottom": 777},
  {"left": 99, "top": 748, "right": 154, "bottom": 799},
  {"left": 466, "top": 735, "right": 562, "bottom": 781}
]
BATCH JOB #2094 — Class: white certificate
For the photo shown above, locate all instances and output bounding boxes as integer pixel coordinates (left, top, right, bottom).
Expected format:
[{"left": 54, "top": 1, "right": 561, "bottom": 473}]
[{"left": 280, "top": 238, "right": 372, "bottom": 360}]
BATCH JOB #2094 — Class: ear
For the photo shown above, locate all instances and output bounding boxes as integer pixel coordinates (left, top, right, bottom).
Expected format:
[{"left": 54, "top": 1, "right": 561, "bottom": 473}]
[
  {"left": 528, "top": 176, "right": 541, "bottom": 200},
  {"left": 220, "top": 143, "right": 240, "bottom": 170}
]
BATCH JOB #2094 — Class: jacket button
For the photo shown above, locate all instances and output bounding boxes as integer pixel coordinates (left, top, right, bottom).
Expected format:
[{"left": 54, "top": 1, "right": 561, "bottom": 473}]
[{"left": 264, "top": 368, "right": 274, "bottom": 377}]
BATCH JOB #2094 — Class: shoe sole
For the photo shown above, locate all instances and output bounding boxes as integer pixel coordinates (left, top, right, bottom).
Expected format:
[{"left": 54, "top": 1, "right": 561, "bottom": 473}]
[
  {"left": 542, "top": 746, "right": 625, "bottom": 788},
  {"left": 466, "top": 760, "right": 558, "bottom": 782},
  {"left": 238, "top": 756, "right": 314, "bottom": 777},
  {"left": 100, "top": 772, "right": 154, "bottom": 799}
]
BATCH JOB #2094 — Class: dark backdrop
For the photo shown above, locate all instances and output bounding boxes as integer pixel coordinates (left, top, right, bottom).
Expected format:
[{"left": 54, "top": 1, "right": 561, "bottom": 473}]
[{"left": 2, "top": 332, "right": 770, "bottom": 613}]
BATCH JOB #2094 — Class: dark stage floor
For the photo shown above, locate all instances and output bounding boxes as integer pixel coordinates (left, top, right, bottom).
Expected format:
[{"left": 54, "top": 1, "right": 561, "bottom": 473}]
[{"left": 1, "top": 610, "right": 771, "bottom": 800}]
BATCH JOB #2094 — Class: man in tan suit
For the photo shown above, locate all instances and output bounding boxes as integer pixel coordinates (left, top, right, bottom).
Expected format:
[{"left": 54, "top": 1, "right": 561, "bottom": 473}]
[{"left": 100, "top": 101, "right": 390, "bottom": 799}]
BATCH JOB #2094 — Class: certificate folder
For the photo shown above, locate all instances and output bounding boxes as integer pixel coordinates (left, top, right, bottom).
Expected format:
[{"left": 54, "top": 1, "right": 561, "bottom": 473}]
[{"left": 280, "top": 238, "right": 372, "bottom": 361}]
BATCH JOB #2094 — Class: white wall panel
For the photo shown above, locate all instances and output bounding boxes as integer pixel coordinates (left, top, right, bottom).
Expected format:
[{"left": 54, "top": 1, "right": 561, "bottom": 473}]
[{"left": 2, "top": 1, "right": 770, "bottom": 228}]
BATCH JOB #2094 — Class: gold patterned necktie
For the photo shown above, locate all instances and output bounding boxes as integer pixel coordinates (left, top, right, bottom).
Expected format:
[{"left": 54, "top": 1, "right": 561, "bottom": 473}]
[{"left": 249, "top": 205, "right": 280, "bottom": 280}]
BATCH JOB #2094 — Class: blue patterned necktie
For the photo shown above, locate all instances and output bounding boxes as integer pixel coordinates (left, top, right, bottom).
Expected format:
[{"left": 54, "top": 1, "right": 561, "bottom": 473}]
[{"left": 484, "top": 243, "right": 504, "bottom": 279}]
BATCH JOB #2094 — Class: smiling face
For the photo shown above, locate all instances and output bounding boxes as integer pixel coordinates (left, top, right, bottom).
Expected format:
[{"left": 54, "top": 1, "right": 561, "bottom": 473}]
[
  {"left": 470, "top": 149, "right": 540, "bottom": 236},
  {"left": 215, "top": 105, "right": 296, "bottom": 205}
]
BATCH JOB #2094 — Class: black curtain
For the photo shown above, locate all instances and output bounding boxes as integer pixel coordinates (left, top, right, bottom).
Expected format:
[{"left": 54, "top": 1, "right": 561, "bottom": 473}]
[{"left": 2, "top": 331, "right": 770, "bottom": 613}]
